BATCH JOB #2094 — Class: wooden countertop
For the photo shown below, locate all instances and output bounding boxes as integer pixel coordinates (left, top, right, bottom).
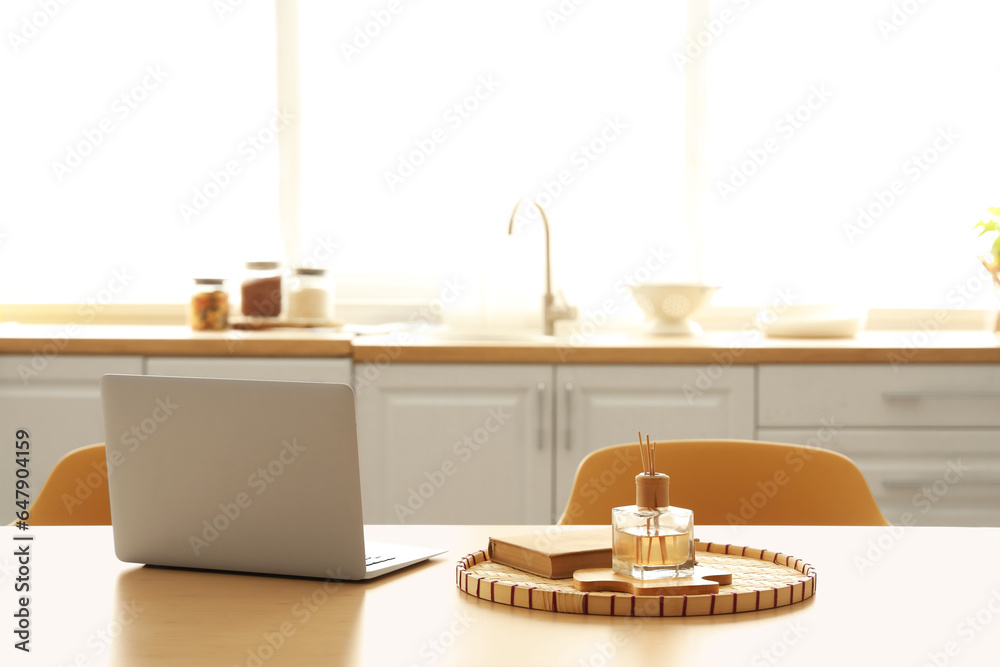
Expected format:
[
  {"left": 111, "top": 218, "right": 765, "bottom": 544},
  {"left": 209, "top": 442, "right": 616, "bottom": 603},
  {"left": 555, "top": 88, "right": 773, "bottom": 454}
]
[
  {"left": 0, "top": 324, "right": 997, "bottom": 363},
  {"left": 10, "top": 524, "right": 1000, "bottom": 666},
  {"left": 0, "top": 324, "right": 354, "bottom": 357},
  {"left": 351, "top": 330, "right": 1000, "bottom": 364}
]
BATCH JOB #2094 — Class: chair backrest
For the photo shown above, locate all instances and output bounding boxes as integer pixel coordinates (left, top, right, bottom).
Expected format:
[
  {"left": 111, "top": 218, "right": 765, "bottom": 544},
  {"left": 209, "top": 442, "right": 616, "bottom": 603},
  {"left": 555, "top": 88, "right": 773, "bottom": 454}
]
[
  {"left": 23, "top": 443, "right": 111, "bottom": 526},
  {"left": 559, "top": 439, "right": 888, "bottom": 526}
]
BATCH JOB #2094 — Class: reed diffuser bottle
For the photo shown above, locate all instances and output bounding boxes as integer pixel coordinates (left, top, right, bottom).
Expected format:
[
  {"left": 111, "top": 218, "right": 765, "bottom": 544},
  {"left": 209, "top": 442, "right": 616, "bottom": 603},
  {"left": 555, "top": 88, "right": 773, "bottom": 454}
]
[{"left": 612, "top": 433, "right": 694, "bottom": 580}]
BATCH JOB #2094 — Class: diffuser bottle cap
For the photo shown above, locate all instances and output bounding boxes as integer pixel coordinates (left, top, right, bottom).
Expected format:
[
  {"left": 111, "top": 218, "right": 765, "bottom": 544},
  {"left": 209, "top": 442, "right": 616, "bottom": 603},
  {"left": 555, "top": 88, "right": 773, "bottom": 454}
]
[{"left": 635, "top": 472, "right": 669, "bottom": 509}]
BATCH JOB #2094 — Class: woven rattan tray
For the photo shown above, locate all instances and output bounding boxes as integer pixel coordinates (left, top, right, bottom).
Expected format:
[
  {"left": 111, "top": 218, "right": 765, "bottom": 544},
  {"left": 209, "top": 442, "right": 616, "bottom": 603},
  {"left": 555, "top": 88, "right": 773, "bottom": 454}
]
[{"left": 456, "top": 540, "right": 816, "bottom": 617}]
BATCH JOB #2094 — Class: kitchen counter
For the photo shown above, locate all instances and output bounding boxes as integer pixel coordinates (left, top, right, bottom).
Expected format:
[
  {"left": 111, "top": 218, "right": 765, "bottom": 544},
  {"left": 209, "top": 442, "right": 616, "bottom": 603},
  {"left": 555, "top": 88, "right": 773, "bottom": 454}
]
[
  {"left": 0, "top": 324, "right": 354, "bottom": 357},
  {"left": 0, "top": 324, "right": 997, "bottom": 363},
  {"left": 352, "top": 330, "right": 1000, "bottom": 364}
]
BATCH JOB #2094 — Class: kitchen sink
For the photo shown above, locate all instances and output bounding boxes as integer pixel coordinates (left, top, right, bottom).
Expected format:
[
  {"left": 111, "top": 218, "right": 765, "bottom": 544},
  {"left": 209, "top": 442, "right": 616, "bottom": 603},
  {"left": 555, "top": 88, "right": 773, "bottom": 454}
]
[
  {"left": 401, "top": 329, "right": 635, "bottom": 345},
  {"left": 406, "top": 330, "right": 555, "bottom": 343}
]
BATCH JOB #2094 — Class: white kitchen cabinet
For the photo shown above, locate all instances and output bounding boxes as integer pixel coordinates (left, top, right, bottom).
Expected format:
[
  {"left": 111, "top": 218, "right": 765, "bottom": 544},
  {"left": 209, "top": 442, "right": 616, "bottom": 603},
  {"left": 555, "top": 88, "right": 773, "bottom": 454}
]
[
  {"left": 355, "top": 363, "right": 757, "bottom": 525},
  {"left": 759, "top": 365, "right": 1000, "bottom": 428},
  {"left": 0, "top": 355, "right": 143, "bottom": 512},
  {"left": 354, "top": 363, "right": 552, "bottom": 525},
  {"left": 145, "top": 357, "right": 352, "bottom": 384},
  {"left": 758, "top": 364, "right": 1000, "bottom": 526},
  {"left": 554, "top": 365, "right": 756, "bottom": 520},
  {"left": 757, "top": 428, "right": 1000, "bottom": 527}
]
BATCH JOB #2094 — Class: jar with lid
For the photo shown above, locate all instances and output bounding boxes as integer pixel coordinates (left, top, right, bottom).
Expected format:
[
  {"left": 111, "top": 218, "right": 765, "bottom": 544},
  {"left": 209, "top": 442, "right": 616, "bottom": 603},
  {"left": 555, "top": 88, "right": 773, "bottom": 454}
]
[
  {"left": 189, "top": 279, "right": 229, "bottom": 331},
  {"left": 240, "top": 261, "right": 285, "bottom": 319},
  {"left": 288, "top": 267, "right": 334, "bottom": 322}
]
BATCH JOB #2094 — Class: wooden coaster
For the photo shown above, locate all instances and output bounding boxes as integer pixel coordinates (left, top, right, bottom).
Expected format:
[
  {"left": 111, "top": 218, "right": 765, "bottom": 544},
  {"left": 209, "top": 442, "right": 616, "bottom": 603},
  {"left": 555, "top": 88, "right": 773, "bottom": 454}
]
[{"left": 574, "top": 566, "right": 732, "bottom": 596}]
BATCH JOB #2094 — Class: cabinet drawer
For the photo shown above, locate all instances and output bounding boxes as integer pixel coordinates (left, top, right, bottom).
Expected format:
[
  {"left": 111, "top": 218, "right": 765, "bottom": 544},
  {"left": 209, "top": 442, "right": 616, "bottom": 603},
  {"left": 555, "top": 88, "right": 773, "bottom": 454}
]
[
  {"left": 758, "top": 428, "right": 1000, "bottom": 527},
  {"left": 759, "top": 365, "right": 1000, "bottom": 428}
]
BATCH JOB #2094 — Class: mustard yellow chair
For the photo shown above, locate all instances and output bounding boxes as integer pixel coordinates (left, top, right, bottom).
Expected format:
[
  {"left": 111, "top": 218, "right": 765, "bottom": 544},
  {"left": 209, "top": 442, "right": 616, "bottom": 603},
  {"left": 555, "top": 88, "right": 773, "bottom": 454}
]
[
  {"left": 559, "top": 439, "right": 889, "bottom": 526},
  {"left": 21, "top": 443, "right": 112, "bottom": 525}
]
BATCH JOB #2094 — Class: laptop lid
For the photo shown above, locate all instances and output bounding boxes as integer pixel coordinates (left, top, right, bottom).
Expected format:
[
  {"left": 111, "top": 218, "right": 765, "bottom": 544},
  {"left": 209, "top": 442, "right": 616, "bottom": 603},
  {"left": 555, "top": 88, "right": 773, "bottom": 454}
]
[{"left": 101, "top": 374, "right": 368, "bottom": 580}]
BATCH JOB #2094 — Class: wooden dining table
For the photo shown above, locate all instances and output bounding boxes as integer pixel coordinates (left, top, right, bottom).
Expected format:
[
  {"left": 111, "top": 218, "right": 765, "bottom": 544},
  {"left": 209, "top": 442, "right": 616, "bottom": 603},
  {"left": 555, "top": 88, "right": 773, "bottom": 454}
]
[{"left": 5, "top": 524, "right": 1000, "bottom": 666}]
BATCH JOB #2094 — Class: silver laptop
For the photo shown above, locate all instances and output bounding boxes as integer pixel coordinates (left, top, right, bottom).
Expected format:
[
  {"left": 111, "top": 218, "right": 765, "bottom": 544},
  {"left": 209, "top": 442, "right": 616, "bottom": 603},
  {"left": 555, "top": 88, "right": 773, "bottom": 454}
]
[{"left": 100, "top": 374, "right": 443, "bottom": 579}]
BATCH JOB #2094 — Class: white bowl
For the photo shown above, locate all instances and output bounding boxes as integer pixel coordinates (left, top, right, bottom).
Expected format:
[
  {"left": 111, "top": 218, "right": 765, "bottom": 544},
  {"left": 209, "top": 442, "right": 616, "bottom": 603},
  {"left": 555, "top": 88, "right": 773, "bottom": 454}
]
[{"left": 628, "top": 283, "right": 720, "bottom": 336}]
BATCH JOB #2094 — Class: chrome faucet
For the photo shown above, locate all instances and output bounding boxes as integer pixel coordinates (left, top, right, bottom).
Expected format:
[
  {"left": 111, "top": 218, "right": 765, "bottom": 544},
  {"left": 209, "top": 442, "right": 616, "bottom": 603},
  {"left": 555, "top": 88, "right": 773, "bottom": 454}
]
[{"left": 507, "top": 198, "right": 578, "bottom": 336}]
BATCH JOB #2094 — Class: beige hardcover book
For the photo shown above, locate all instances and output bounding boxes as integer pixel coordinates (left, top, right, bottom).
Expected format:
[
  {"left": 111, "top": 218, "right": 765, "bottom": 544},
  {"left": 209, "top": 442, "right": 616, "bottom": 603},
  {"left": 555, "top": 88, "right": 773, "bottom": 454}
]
[{"left": 487, "top": 527, "right": 611, "bottom": 579}]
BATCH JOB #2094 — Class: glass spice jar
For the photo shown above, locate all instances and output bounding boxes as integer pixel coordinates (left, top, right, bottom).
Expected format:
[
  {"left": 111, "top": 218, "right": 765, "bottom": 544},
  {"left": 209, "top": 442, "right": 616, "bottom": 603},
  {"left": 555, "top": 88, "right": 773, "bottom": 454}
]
[
  {"left": 189, "top": 279, "right": 229, "bottom": 331},
  {"left": 240, "top": 261, "right": 285, "bottom": 319},
  {"left": 288, "top": 267, "right": 333, "bottom": 322}
]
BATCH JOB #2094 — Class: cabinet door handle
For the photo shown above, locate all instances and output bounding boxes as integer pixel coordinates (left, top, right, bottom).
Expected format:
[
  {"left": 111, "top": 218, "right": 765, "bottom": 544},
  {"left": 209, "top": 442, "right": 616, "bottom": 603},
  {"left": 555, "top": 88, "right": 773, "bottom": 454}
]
[
  {"left": 564, "top": 383, "right": 574, "bottom": 450},
  {"left": 882, "top": 391, "right": 1000, "bottom": 401},
  {"left": 882, "top": 478, "right": 1000, "bottom": 488},
  {"left": 537, "top": 382, "right": 546, "bottom": 451}
]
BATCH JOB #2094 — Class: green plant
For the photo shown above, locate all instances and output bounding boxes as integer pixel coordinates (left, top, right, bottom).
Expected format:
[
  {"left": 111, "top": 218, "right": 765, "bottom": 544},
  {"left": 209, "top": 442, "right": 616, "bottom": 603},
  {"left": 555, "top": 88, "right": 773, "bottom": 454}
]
[{"left": 974, "top": 207, "right": 1000, "bottom": 273}]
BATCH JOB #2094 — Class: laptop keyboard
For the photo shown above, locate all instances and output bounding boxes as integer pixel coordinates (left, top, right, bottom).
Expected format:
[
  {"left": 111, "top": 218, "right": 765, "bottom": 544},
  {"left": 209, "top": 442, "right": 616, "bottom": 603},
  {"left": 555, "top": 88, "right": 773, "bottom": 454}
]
[{"left": 365, "top": 554, "right": 396, "bottom": 568}]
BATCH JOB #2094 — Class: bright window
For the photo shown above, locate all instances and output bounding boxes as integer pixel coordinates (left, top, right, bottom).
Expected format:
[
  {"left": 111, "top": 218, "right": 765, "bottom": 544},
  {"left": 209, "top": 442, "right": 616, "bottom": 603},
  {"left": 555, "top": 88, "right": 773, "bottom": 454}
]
[
  {"left": 3, "top": 1, "right": 999, "bottom": 313},
  {"left": 699, "top": 0, "right": 1000, "bottom": 308},
  {"left": 1, "top": 0, "right": 278, "bottom": 304},
  {"left": 297, "top": 1, "right": 687, "bottom": 328}
]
